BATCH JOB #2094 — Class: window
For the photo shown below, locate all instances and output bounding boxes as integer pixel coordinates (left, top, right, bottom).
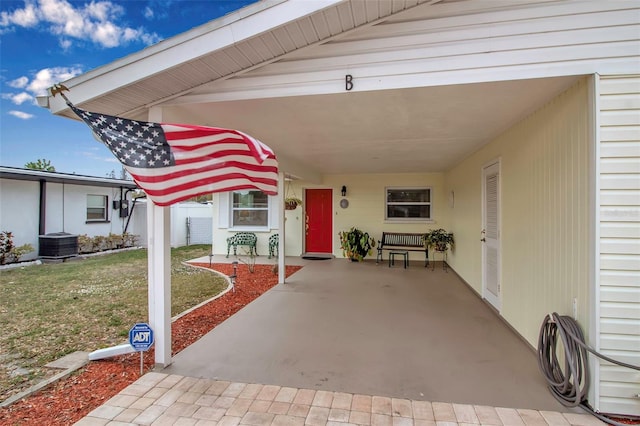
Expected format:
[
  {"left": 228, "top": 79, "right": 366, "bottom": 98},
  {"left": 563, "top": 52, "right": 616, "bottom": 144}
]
[
  {"left": 231, "top": 190, "right": 269, "bottom": 228},
  {"left": 385, "top": 187, "right": 431, "bottom": 221},
  {"left": 87, "top": 195, "right": 108, "bottom": 221}
]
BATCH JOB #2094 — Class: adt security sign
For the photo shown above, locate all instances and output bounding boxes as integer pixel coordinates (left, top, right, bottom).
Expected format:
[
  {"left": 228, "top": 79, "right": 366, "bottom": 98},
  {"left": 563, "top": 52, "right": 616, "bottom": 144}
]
[{"left": 129, "top": 323, "right": 154, "bottom": 351}]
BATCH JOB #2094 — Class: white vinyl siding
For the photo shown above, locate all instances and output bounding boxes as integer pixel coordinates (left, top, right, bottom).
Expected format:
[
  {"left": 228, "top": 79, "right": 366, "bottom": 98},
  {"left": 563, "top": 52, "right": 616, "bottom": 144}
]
[
  {"left": 596, "top": 75, "right": 640, "bottom": 416},
  {"left": 195, "top": 1, "right": 640, "bottom": 101}
]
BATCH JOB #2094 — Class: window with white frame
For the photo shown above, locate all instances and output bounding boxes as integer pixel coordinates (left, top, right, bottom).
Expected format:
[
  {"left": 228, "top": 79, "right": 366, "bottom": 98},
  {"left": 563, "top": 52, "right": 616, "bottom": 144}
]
[
  {"left": 87, "top": 194, "right": 108, "bottom": 221},
  {"left": 231, "top": 190, "right": 269, "bottom": 228},
  {"left": 385, "top": 187, "right": 432, "bottom": 221}
]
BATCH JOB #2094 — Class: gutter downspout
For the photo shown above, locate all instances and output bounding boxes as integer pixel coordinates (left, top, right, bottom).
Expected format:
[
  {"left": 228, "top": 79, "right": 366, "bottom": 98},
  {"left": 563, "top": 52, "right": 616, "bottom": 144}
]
[{"left": 38, "top": 179, "right": 46, "bottom": 235}]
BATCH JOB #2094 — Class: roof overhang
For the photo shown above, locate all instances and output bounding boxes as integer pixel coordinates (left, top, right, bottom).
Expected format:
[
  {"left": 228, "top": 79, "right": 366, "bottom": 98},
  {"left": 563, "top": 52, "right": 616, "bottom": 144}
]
[
  {"left": 0, "top": 166, "right": 138, "bottom": 189},
  {"left": 39, "top": 0, "right": 591, "bottom": 179}
]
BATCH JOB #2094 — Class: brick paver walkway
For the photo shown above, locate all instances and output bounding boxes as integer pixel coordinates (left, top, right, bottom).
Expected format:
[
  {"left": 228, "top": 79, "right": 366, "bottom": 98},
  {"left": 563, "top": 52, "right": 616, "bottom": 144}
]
[{"left": 73, "top": 373, "right": 605, "bottom": 425}]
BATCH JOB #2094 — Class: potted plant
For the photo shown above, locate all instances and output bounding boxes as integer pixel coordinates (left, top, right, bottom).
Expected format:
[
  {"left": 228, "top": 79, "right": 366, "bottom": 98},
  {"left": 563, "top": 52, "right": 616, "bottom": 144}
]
[
  {"left": 338, "top": 227, "right": 376, "bottom": 261},
  {"left": 284, "top": 197, "right": 303, "bottom": 210},
  {"left": 423, "top": 228, "right": 454, "bottom": 252}
]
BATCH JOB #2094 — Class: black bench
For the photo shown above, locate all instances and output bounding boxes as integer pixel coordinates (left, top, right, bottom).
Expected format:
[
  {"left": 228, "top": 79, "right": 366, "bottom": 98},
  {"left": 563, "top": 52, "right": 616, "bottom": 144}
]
[{"left": 377, "top": 232, "right": 428, "bottom": 267}]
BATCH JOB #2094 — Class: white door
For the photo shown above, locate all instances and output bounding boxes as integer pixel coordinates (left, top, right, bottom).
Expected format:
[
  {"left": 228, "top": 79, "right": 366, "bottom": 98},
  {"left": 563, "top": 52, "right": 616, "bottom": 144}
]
[{"left": 482, "top": 161, "right": 501, "bottom": 310}]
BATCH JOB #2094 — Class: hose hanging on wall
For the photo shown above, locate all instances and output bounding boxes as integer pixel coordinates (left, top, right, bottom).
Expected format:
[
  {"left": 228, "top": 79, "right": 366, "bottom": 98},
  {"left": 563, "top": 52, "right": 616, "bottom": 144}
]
[{"left": 537, "top": 313, "right": 640, "bottom": 426}]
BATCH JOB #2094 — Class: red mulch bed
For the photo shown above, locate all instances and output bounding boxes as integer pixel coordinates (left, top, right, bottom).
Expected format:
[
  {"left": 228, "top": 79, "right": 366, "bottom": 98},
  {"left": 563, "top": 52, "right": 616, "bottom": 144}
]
[{"left": 0, "top": 263, "right": 301, "bottom": 426}]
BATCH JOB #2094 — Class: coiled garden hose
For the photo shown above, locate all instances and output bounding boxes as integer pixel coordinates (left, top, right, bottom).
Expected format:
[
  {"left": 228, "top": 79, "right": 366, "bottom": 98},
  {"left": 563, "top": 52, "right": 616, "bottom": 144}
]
[{"left": 537, "top": 313, "right": 640, "bottom": 426}]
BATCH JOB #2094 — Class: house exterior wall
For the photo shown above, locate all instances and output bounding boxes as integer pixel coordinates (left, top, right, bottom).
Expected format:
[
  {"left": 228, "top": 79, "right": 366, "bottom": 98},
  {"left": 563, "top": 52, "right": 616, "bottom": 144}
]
[
  {"left": 44, "top": 183, "right": 131, "bottom": 237},
  {"left": 0, "top": 178, "right": 137, "bottom": 260},
  {"left": 445, "top": 78, "right": 592, "bottom": 346},
  {"left": 0, "top": 179, "right": 40, "bottom": 259},
  {"left": 209, "top": 174, "right": 447, "bottom": 260},
  {"left": 595, "top": 74, "right": 640, "bottom": 415},
  {"left": 322, "top": 174, "right": 446, "bottom": 260},
  {"left": 211, "top": 193, "right": 280, "bottom": 257}
]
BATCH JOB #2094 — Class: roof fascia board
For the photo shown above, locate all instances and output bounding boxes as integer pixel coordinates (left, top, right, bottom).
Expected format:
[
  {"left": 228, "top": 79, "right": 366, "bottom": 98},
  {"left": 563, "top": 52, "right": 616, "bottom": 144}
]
[
  {"left": 0, "top": 167, "right": 138, "bottom": 189},
  {"left": 47, "top": 0, "right": 346, "bottom": 115}
]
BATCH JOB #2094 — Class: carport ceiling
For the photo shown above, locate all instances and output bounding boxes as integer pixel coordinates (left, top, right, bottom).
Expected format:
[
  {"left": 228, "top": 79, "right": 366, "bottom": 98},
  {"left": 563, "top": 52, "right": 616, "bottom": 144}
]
[{"left": 168, "top": 75, "right": 580, "bottom": 175}]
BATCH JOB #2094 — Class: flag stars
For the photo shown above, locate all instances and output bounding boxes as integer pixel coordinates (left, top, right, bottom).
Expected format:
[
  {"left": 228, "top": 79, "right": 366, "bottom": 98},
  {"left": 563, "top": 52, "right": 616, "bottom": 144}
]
[{"left": 72, "top": 105, "right": 175, "bottom": 169}]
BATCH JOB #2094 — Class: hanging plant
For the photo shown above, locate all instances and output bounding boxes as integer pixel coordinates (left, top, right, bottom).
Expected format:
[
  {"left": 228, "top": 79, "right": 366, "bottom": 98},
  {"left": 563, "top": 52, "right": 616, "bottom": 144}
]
[
  {"left": 284, "top": 179, "right": 302, "bottom": 210},
  {"left": 284, "top": 197, "right": 303, "bottom": 210},
  {"left": 423, "top": 228, "right": 454, "bottom": 252}
]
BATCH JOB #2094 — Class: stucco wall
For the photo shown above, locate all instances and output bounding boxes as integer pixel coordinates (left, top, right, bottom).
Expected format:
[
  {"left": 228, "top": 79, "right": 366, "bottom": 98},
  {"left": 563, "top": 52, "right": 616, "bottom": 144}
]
[
  {"left": 0, "top": 179, "right": 40, "bottom": 259},
  {"left": 209, "top": 174, "right": 448, "bottom": 261},
  {"left": 445, "top": 78, "right": 592, "bottom": 346},
  {"left": 0, "top": 179, "right": 139, "bottom": 261},
  {"left": 279, "top": 174, "right": 447, "bottom": 261},
  {"left": 44, "top": 183, "right": 132, "bottom": 237}
]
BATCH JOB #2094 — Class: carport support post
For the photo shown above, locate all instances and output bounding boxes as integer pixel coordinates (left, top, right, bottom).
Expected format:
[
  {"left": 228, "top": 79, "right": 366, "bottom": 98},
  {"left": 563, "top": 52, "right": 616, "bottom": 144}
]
[
  {"left": 147, "top": 201, "right": 171, "bottom": 367},
  {"left": 278, "top": 172, "right": 285, "bottom": 284},
  {"left": 146, "top": 105, "right": 171, "bottom": 368}
]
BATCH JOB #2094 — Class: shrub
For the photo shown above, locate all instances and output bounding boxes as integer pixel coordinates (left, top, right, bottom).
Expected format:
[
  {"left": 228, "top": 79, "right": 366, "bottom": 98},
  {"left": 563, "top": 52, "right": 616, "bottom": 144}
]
[
  {"left": 79, "top": 233, "right": 139, "bottom": 254},
  {"left": 0, "top": 231, "right": 34, "bottom": 264},
  {"left": 78, "top": 234, "right": 94, "bottom": 254},
  {"left": 0, "top": 231, "right": 14, "bottom": 264}
]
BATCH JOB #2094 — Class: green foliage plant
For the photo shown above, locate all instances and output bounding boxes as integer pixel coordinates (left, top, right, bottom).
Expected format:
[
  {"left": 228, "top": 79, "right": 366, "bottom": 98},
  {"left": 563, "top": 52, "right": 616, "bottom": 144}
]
[
  {"left": 423, "top": 228, "right": 455, "bottom": 252},
  {"left": 338, "top": 227, "right": 376, "bottom": 261},
  {"left": 24, "top": 158, "right": 55, "bottom": 172},
  {"left": 284, "top": 197, "right": 303, "bottom": 210}
]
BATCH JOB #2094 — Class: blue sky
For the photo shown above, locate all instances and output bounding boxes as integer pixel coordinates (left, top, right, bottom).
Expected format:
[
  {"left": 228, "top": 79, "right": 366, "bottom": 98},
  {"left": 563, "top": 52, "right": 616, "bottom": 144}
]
[{"left": 0, "top": 0, "right": 258, "bottom": 177}]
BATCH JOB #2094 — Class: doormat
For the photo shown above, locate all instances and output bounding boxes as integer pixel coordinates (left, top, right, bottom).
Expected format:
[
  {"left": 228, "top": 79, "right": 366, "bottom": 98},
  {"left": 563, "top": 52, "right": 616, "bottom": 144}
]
[{"left": 301, "top": 253, "right": 334, "bottom": 260}]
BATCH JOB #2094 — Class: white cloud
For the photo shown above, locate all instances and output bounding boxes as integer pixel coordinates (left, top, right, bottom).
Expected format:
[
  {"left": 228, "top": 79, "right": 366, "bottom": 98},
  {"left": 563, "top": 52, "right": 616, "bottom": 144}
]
[
  {"left": 2, "top": 67, "right": 80, "bottom": 107},
  {"left": 0, "top": 2, "right": 38, "bottom": 27},
  {"left": 26, "top": 66, "right": 83, "bottom": 96},
  {"left": 59, "top": 38, "right": 72, "bottom": 50},
  {"left": 8, "top": 110, "right": 34, "bottom": 119},
  {"left": 143, "top": 7, "right": 154, "bottom": 20},
  {"left": 10, "top": 92, "right": 34, "bottom": 105},
  {"left": 0, "top": 0, "right": 160, "bottom": 48},
  {"left": 8, "top": 76, "right": 29, "bottom": 89}
]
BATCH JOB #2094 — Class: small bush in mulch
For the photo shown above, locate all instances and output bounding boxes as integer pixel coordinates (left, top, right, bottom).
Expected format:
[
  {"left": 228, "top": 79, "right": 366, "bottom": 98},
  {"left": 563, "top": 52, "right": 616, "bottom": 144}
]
[{"left": 0, "top": 263, "right": 301, "bottom": 426}]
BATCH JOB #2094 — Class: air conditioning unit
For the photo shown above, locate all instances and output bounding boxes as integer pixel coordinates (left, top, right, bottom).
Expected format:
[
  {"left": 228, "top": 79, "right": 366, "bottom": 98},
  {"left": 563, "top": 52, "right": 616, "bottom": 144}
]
[{"left": 39, "top": 232, "right": 79, "bottom": 259}]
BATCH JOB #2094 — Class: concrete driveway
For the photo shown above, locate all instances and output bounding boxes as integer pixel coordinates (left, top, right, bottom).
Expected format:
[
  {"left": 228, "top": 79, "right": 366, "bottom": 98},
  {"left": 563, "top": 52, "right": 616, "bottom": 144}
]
[{"left": 163, "top": 258, "right": 565, "bottom": 412}]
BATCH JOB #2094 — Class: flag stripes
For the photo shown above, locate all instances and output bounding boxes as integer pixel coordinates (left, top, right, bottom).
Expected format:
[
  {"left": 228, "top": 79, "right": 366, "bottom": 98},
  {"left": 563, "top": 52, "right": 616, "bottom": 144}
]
[{"left": 68, "top": 104, "right": 278, "bottom": 206}]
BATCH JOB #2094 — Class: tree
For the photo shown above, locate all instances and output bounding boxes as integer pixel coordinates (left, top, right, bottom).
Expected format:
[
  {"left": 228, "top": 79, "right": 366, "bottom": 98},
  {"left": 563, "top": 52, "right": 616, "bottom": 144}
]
[{"left": 25, "top": 159, "right": 55, "bottom": 172}]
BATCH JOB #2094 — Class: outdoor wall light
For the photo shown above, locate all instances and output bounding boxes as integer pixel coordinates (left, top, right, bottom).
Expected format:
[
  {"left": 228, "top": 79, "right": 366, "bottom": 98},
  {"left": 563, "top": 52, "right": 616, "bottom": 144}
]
[{"left": 341, "top": 185, "right": 347, "bottom": 197}]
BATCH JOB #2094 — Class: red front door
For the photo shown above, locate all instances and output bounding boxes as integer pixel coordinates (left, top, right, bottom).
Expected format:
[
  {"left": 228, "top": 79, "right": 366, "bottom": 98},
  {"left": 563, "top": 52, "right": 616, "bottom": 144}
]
[{"left": 305, "top": 189, "right": 332, "bottom": 253}]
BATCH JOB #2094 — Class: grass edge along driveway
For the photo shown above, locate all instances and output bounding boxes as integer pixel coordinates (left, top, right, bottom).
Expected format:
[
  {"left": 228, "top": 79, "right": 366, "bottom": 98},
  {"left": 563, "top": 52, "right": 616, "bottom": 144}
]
[{"left": 0, "top": 244, "right": 227, "bottom": 403}]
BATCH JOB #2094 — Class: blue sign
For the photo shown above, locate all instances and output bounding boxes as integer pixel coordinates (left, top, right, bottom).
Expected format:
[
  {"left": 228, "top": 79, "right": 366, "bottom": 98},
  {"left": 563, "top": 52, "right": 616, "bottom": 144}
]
[{"left": 128, "top": 323, "right": 154, "bottom": 351}]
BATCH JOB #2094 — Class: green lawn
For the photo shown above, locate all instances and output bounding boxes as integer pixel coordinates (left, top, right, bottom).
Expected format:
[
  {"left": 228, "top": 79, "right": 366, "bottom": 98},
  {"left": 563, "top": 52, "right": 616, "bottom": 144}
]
[{"left": 0, "top": 245, "right": 227, "bottom": 401}]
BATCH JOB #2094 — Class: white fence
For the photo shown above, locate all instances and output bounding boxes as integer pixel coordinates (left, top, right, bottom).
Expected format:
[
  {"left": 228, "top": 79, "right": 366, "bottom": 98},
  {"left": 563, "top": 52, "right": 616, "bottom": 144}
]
[{"left": 130, "top": 200, "right": 213, "bottom": 247}]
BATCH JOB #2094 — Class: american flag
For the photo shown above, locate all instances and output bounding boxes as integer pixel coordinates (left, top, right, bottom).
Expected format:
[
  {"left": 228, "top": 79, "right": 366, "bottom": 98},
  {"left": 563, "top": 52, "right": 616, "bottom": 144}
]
[{"left": 68, "top": 104, "right": 278, "bottom": 206}]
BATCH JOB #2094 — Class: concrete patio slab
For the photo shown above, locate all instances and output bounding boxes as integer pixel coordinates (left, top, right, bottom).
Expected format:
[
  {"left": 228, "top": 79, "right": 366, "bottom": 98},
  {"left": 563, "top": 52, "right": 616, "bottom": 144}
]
[{"left": 162, "top": 258, "right": 569, "bottom": 412}]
